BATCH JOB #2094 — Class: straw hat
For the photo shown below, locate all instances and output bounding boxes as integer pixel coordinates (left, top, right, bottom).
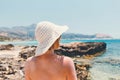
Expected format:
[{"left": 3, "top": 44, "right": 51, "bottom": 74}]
[{"left": 35, "top": 21, "right": 68, "bottom": 56}]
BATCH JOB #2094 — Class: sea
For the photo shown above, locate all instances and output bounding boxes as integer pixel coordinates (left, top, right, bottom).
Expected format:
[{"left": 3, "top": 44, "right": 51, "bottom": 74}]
[{"left": 0, "top": 39, "right": 120, "bottom": 80}]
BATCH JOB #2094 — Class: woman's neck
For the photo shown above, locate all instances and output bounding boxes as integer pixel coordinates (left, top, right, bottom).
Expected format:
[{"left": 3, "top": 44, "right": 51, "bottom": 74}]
[{"left": 36, "top": 49, "right": 57, "bottom": 59}]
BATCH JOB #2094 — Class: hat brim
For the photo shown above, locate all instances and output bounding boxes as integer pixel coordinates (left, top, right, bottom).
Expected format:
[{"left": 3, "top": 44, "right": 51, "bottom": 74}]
[{"left": 35, "top": 25, "right": 68, "bottom": 57}]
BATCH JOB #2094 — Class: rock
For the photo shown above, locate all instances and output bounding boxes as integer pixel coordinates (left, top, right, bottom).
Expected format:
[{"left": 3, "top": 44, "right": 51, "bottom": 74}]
[
  {"left": 19, "top": 46, "right": 36, "bottom": 59},
  {"left": 0, "top": 65, "right": 7, "bottom": 71},
  {"left": 0, "top": 57, "right": 25, "bottom": 80},
  {"left": 0, "top": 44, "right": 14, "bottom": 50},
  {"left": 74, "top": 62, "right": 91, "bottom": 80},
  {"left": 55, "top": 42, "right": 106, "bottom": 57},
  {"left": 7, "top": 65, "right": 15, "bottom": 75}
]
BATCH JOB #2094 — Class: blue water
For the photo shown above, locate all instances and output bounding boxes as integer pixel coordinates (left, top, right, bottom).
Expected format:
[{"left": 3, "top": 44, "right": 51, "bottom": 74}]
[
  {"left": 0, "top": 39, "right": 120, "bottom": 46},
  {"left": 88, "top": 39, "right": 120, "bottom": 80},
  {"left": 0, "top": 39, "right": 120, "bottom": 80}
]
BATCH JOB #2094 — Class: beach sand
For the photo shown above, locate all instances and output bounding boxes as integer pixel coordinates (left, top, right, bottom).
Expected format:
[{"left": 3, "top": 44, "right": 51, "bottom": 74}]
[{"left": 0, "top": 50, "right": 20, "bottom": 58}]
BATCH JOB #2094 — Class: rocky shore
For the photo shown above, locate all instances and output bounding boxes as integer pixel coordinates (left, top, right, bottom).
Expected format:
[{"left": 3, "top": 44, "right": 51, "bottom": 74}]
[
  {"left": 55, "top": 42, "right": 106, "bottom": 57},
  {"left": 0, "top": 42, "right": 106, "bottom": 80}
]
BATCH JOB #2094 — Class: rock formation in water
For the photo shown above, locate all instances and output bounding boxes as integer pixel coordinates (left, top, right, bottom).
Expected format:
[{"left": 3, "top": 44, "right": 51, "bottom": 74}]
[{"left": 55, "top": 42, "right": 106, "bottom": 57}]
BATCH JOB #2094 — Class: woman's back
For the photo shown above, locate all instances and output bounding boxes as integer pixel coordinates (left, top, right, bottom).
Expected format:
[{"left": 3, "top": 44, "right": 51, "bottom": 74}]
[{"left": 25, "top": 54, "right": 77, "bottom": 80}]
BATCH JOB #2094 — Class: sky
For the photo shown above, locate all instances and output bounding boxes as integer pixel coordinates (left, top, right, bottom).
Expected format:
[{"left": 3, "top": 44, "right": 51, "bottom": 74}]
[{"left": 0, "top": 0, "right": 120, "bottom": 38}]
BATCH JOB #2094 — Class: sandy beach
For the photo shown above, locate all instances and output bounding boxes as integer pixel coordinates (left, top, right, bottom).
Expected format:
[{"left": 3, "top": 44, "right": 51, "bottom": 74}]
[{"left": 0, "top": 50, "right": 20, "bottom": 58}]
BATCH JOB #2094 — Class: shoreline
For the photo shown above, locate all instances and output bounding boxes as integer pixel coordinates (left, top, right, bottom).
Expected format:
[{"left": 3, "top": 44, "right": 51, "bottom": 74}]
[{"left": 0, "top": 42, "right": 106, "bottom": 80}]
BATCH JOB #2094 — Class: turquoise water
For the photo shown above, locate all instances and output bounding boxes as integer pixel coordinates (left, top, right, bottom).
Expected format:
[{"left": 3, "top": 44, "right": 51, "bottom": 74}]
[
  {"left": 0, "top": 39, "right": 120, "bottom": 46},
  {"left": 0, "top": 39, "right": 120, "bottom": 80},
  {"left": 88, "top": 39, "right": 120, "bottom": 80}
]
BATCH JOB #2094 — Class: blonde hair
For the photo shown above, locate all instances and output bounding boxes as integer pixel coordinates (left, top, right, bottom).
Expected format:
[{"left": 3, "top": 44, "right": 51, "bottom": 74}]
[{"left": 49, "top": 37, "right": 61, "bottom": 50}]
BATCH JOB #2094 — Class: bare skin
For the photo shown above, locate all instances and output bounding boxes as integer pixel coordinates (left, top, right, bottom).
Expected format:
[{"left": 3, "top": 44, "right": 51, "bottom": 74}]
[{"left": 24, "top": 38, "right": 77, "bottom": 80}]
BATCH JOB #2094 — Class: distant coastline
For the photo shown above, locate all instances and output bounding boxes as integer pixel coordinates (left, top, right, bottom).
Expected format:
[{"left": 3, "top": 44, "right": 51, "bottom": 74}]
[
  {"left": 0, "top": 34, "right": 113, "bottom": 41},
  {"left": 0, "top": 24, "right": 113, "bottom": 41}
]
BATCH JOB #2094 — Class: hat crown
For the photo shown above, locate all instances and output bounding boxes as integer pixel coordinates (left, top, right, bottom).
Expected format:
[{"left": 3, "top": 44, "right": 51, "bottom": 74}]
[
  {"left": 35, "top": 21, "right": 68, "bottom": 56},
  {"left": 35, "top": 21, "right": 57, "bottom": 43}
]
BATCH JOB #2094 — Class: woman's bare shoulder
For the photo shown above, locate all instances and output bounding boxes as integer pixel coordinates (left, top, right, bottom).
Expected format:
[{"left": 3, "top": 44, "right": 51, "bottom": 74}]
[
  {"left": 25, "top": 56, "right": 36, "bottom": 66},
  {"left": 63, "top": 56, "right": 77, "bottom": 80},
  {"left": 63, "top": 56, "right": 74, "bottom": 67},
  {"left": 63, "top": 56, "right": 73, "bottom": 62},
  {"left": 26, "top": 56, "right": 34, "bottom": 62}
]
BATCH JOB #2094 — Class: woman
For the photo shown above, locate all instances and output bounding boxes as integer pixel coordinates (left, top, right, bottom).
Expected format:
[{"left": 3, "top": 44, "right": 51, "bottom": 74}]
[{"left": 24, "top": 21, "right": 77, "bottom": 80}]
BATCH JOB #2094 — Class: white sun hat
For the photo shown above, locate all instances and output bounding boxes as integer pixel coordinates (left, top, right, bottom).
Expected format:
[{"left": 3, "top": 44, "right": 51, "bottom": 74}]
[{"left": 35, "top": 21, "right": 68, "bottom": 56}]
